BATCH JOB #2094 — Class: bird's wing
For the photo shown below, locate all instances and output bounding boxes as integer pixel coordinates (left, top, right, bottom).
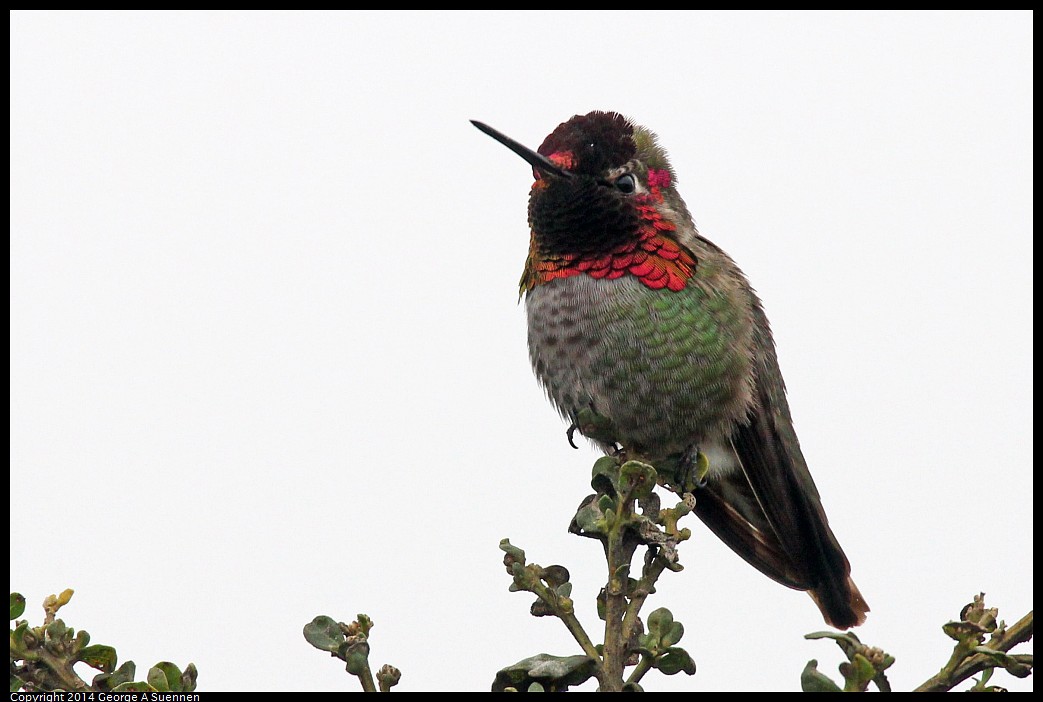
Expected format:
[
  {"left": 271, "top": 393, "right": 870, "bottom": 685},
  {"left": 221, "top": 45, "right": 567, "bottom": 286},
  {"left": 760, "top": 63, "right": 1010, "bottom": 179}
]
[{"left": 694, "top": 301, "right": 868, "bottom": 629}]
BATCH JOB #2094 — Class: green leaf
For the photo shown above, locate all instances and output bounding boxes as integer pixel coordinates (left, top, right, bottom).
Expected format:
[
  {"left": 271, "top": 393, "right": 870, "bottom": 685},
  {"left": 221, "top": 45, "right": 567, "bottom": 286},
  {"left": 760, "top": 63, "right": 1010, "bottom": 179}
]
[
  {"left": 646, "top": 607, "right": 674, "bottom": 640},
  {"left": 9, "top": 620, "right": 29, "bottom": 654},
  {"left": 943, "top": 620, "right": 988, "bottom": 642},
  {"left": 341, "top": 637, "right": 371, "bottom": 676},
  {"left": 303, "top": 616, "right": 345, "bottom": 652},
  {"left": 656, "top": 647, "right": 696, "bottom": 676},
  {"left": 804, "top": 630, "right": 860, "bottom": 642},
  {"left": 570, "top": 495, "right": 608, "bottom": 537},
  {"left": 804, "top": 629, "right": 864, "bottom": 660},
  {"left": 45, "top": 618, "right": 69, "bottom": 642},
  {"left": 542, "top": 565, "right": 570, "bottom": 588},
  {"left": 10, "top": 673, "right": 27, "bottom": 693},
  {"left": 971, "top": 646, "right": 1033, "bottom": 678},
  {"left": 345, "top": 648, "right": 370, "bottom": 676},
  {"left": 591, "top": 456, "right": 619, "bottom": 495},
  {"left": 180, "top": 663, "right": 199, "bottom": 692},
  {"left": 844, "top": 653, "right": 877, "bottom": 691},
  {"left": 529, "top": 598, "right": 555, "bottom": 618},
  {"left": 147, "top": 662, "right": 184, "bottom": 692},
  {"left": 873, "top": 667, "right": 893, "bottom": 693},
  {"left": 619, "top": 460, "right": 656, "bottom": 499},
  {"left": 147, "top": 665, "right": 171, "bottom": 692},
  {"left": 92, "top": 661, "right": 137, "bottom": 691},
  {"left": 79, "top": 644, "right": 118, "bottom": 673},
  {"left": 499, "top": 538, "right": 527, "bottom": 568},
  {"left": 662, "top": 621, "right": 684, "bottom": 647},
  {"left": 9, "top": 593, "right": 25, "bottom": 620},
  {"left": 801, "top": 660, "right": 842, "bottom": 693},
  {"left": 492, "top": 654, "right": 598, "bottom": 693},
  {"left": 73, "top": 628, "right": 91, "bottom": 653}
]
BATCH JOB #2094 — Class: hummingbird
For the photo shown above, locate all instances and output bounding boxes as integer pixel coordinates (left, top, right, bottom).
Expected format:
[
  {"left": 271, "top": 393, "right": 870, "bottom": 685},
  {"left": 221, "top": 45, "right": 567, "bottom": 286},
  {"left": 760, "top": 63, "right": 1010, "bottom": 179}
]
[{"left": 472, "top": 111, "right": 869, "bottom": 629}]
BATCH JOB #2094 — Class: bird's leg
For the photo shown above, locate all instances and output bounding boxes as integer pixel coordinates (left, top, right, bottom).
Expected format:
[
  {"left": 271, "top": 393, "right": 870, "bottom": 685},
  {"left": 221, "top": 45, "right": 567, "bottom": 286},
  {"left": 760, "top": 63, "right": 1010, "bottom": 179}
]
[
  {"left": 676, "top": 444, "right": 710, "bottom": 492},
  {"left": 566, "top": 405, "right": 620, "bottom": 451}
]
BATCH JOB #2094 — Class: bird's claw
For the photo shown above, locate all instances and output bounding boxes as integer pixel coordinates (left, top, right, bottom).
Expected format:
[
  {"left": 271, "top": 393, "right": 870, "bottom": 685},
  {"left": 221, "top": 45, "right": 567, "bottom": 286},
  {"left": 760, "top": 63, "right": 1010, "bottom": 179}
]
[{"left": 566, "top": 422, "right": 581, "bottom": 449}]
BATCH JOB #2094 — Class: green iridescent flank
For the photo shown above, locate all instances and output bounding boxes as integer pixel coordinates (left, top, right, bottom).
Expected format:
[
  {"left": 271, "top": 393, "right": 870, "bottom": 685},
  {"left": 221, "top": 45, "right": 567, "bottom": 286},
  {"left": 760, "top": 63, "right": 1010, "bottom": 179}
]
[{"left": 593, "top": 283, "right": 746, "bottom": 445}]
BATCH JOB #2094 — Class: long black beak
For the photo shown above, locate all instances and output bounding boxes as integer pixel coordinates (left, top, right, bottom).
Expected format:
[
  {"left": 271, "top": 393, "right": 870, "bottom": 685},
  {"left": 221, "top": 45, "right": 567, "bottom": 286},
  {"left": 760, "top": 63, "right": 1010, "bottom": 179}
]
[{"left": 471, "top": 120, "right": 574, "bottom": 179}]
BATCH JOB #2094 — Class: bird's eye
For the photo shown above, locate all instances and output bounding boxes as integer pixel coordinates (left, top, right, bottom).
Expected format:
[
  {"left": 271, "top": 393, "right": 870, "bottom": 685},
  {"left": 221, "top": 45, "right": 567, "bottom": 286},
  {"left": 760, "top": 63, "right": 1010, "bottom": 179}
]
[{"left": 615, "top": 174, "right": 636, "bottom": 194}]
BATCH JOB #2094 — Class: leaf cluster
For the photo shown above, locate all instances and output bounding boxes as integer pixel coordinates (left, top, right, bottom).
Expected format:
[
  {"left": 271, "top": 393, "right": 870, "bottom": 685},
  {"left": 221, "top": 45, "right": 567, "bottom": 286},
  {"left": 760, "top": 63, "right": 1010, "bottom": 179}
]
[{"left": 10, "top": 590, "right": 197, "bottom": 693}]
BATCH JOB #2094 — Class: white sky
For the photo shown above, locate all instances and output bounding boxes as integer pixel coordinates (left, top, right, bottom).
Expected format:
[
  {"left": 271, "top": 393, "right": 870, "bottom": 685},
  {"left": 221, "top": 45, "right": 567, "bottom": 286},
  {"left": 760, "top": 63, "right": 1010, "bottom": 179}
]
[{"left": 10, "top": 10, "right": 1032, "bottom": 692}]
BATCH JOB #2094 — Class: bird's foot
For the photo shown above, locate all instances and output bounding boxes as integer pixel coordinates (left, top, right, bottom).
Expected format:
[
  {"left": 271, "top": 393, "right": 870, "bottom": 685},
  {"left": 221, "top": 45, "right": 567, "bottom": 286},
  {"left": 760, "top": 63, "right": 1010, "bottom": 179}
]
[
  {"left": 677, "top": 445, "right": 711, "bottom": 492},
  {"left": 565, "top": 406, "right": 619, "bottom": 451}
]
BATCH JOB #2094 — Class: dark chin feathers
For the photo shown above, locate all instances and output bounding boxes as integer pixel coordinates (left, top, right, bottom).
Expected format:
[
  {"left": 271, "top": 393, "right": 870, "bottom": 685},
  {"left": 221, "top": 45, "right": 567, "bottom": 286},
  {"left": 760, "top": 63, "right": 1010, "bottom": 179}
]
[{"left": 529, "top": 178, "right": 639, "bottom": 257}]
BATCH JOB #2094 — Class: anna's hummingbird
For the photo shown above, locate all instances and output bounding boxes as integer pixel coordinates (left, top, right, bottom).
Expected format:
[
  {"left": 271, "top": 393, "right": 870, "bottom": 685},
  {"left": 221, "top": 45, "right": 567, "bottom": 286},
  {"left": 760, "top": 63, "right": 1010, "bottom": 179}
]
[{"left": 472, "top": 111, "right": 869, "bottom": 629}]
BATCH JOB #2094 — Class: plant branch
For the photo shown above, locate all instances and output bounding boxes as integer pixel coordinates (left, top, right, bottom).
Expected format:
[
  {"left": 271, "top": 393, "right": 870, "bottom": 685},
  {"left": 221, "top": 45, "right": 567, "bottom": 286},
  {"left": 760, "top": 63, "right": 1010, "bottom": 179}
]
[
  {"left": 354, "top": 658, "right": 377, "bottom": 693},
  {"left": 621, "top": 549, "right": 669, "bottom": 651},
  {"left": 914, "top": 610, "right": 1033, "bottom": 692},
  {"left": 527, "top": 577, "right": 603, "bottom": 664},
  {"left": 626, "top": 655, "right": 654, "bottom": 686}
]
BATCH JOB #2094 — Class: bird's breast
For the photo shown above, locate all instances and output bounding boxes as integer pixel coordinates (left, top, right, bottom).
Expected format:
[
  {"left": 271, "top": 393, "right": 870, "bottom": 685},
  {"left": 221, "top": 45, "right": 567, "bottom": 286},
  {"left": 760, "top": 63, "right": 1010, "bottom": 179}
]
[{"left": 525, "top": 274, "right": 756, "bottom": 460}]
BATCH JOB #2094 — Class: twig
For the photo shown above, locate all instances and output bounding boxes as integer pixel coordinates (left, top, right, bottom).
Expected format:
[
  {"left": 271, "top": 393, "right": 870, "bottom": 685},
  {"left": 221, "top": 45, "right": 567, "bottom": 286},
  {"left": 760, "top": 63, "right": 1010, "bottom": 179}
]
[{"left": 914, "top": 611, "right": 1033, "bottom": 692}]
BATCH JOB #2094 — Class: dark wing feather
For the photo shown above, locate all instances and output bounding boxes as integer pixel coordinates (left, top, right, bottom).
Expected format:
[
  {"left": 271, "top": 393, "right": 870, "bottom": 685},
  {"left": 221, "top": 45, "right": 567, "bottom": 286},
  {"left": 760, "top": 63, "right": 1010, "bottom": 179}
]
[
  {"left": 729, "top": 398, "right": 867, "bottom": 628},
  {"left": 692, "top": 467, "right": 813, "bottom": 590},
  {"left": 694, "top": 300, "right": 869, "bottom": 629}
]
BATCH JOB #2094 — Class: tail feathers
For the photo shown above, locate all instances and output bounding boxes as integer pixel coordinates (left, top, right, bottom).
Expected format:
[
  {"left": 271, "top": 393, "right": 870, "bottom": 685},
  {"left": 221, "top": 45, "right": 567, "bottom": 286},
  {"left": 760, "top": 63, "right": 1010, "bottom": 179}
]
[
  {"left": 694, "top": 397, "right": 869, "bottom": 629},
  {"left": 811, "top": 575, "right": 870, "bottom": 630},
  {"left": 693, "top": 471, "right": 870, "bottom": 629}
]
